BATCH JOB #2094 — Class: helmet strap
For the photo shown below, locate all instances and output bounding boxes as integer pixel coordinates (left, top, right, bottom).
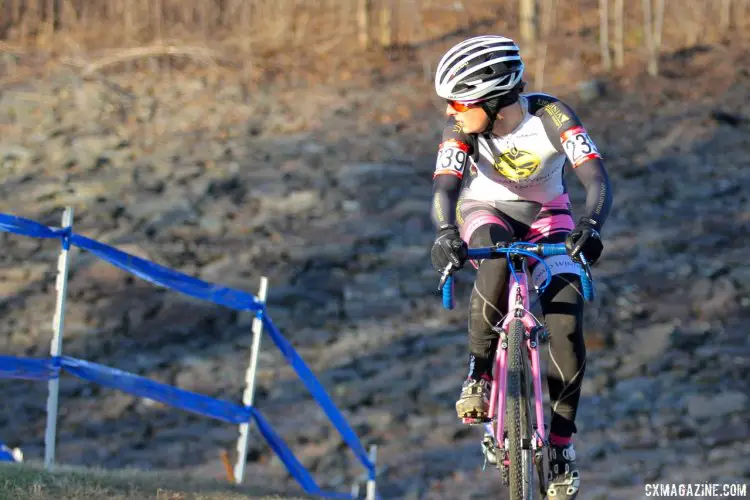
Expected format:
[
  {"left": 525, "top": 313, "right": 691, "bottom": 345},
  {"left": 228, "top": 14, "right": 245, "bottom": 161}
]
[
  {"left": 479, "top": 98, "right": 504, "bottom": 134},
  {"left": 478, "top": 82, "right": 525, "bottom": 134}
]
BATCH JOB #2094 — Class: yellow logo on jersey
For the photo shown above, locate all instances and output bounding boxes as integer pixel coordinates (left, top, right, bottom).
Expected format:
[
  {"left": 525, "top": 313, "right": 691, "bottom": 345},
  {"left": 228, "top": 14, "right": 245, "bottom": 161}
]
[
  {"left": 493, "top": 147, "right": 541, "bottom": 180},
  {"left": 543, "top": 103, "right": 570, "bottom": 128}
]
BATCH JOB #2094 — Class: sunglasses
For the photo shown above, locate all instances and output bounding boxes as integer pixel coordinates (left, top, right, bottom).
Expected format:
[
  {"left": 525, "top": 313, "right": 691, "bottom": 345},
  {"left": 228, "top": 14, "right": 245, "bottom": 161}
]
[{"left": 447, "top": 100, "right": 480, "bottom": 112}]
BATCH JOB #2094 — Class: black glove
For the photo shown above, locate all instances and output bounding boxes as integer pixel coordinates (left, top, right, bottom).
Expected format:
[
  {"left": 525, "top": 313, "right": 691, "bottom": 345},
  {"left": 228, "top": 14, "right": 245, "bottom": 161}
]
[
  {"left": 565, "top": 217, "right": 603, "bottom": 264},
  {"left": 431, "top": 225, "right": 468, "bottom": 272}
]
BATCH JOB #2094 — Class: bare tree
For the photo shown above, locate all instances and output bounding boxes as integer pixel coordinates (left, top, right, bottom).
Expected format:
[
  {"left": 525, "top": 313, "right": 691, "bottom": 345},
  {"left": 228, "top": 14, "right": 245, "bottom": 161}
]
[
  {"left": 124, "top": 0, "right": 134, "bottom": 44},
  {"left": 519, "top": 0, "right": 537, "bottom": 51},
  {"left": 152, "top": 0, "right": 163, "bottom": 41},
  {"left": 642, "top": 0, "right": 654, "bottom": 75},
  {"left": 685, "top": 0, "right": 701, "bottom": 46},
  {"left": 379, "top": 0, "right": 393, "bottom": 47},
  {"left": 535, "top": 0, "right": 557, "bottom": 90},
  {"left": 2, "top": 0, "right": 747, "bottom": 81},
  {"left": 719, "top": 0, "right": 732, "bottom": 33},
  {"left": 198, "top": 0, "right": 210, "bottom": 40},
  {"left": 654, "top": 0, "right": 665, "bottom": 54},
  {"left": 358, "top": 0, "right": 371, "bottom": 49},
  {"left": 720, "top": 0, "right": 733, "bottom": 31},
  {"left": 642, "top": 0, "right": 665, "bottom": 76},
  {"left": 44, "top": 0, "right": 57, "bottom": 30},
  {"left": 599, "top": 0, "right": 611, "bottom": 71},
  {"left": 241, "top": 1, "right": 252, "bottom": 52},
  {"left": 738, "top": 0, "right": 749, "bottom": 32},
  {"left": 614, "top": 0, "right": 624, "bottom": 67},
  {"left": 11, "top": 0, "right": 23, "bottom": 25}
]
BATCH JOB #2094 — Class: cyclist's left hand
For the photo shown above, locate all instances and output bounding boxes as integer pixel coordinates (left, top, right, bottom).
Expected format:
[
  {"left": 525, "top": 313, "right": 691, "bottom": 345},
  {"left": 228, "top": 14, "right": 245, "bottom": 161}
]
[{"left": 565, "top": 217, "right": 603, "bottom": 264}]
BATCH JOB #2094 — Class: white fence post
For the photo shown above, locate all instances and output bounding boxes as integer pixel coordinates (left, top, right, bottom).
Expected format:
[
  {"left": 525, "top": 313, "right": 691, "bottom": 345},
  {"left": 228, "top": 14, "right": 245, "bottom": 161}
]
[
  {"left": 234, "top": 276, "right": 269, "bottom": 484},
  {"left": 366, "top": 444, "right": 378, "bottom": 500},
  {"left": 44, "top": 206, "right": 75, "bottom": 471}
]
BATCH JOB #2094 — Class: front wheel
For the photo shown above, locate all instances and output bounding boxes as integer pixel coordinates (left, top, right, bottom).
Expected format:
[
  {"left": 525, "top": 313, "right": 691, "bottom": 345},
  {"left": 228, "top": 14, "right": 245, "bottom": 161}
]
[
  {"left": 520, "top": 336, "right": 535, "bottom": 499},
  {"left": 506, "top": 319, "right": 526, "bottom": 500}
]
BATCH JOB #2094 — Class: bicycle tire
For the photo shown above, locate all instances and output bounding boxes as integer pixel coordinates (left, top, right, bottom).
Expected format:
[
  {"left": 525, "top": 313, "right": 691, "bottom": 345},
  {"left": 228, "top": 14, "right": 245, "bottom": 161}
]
[
  {"left": 520, "top": 341, "right": 535, "bottom": 499},
  {"left": 507, "top": 319, "right": 525, "bottom": 500}
]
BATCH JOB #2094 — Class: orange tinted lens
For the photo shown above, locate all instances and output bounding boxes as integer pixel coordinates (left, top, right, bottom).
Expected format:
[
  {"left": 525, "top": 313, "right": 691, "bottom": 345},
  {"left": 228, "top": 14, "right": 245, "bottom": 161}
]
[{"left": 448, "top": 100, "right": 472, "bottom": 112}]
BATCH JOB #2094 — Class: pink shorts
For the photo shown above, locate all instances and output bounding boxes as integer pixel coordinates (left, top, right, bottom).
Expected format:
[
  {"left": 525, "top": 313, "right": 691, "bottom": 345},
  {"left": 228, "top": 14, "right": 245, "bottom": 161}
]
[{"left": 458, "top": 193, "right": 575, "bottom": 269}]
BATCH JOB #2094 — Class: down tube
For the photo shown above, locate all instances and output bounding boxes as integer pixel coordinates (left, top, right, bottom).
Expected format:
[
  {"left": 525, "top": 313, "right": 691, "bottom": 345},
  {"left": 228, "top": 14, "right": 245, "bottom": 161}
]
[
  {"left": 497, "top": 268, "right": 537, "bottom": 446},
  {"left": 515, "top": 267, "right": 546, "bottom": 444}
]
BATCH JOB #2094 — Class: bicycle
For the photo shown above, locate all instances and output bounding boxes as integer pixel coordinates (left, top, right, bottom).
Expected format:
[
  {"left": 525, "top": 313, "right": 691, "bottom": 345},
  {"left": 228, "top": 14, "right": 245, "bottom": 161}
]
[{"left": 438, "top": 241, "right": 595, "bottom": 500}]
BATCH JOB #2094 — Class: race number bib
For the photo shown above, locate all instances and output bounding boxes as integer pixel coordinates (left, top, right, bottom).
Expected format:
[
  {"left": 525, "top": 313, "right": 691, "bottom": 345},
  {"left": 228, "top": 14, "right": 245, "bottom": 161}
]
[
  {"left": 561, "top": 126, "right": 602, "bottom": 168},
  {"left": 434, "top": 139, "right": 469, "bottom": 178}
]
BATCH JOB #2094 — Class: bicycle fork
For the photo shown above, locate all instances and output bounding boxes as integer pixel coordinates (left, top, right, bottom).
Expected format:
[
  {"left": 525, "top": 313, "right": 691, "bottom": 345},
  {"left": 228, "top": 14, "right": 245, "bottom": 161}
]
[{"left": 484, "top": 269, "right": 548, "bottom": 470}]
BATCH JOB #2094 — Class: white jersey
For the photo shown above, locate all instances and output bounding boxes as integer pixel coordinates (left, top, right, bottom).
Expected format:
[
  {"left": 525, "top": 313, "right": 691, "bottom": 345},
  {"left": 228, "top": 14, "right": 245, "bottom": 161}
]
[
  {"left": 433, "top": 93, "right": 602, "bottom": 205},
  {"left": 465, "top": 96, "right": 565, "bottom": 203}
]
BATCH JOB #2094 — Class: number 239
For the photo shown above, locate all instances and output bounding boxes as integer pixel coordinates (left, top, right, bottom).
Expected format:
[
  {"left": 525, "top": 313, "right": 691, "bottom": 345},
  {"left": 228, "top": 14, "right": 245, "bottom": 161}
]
[
  {"left": 439, "top": 148, "right": 466, "bottom": 170},
  {"left": 564, "top": 133, "right": 593, "bottom": 157}
]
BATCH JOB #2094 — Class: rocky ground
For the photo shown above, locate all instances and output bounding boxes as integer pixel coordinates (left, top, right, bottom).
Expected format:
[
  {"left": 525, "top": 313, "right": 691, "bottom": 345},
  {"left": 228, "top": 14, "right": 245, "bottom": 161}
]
[{"left": 0, "top": 38, "right": 748, "bottom": 499}]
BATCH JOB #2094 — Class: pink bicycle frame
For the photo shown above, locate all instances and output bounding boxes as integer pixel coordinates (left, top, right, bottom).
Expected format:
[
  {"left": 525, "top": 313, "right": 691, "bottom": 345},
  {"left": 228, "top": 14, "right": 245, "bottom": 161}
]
[{"left": 486, "top": 264, "right": 547, "bottom": 452}]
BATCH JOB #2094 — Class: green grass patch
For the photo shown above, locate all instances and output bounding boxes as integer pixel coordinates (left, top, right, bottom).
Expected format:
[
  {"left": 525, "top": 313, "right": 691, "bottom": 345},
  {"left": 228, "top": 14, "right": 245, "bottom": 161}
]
[{"left": 0, "top": 462, "right": 315, "bottom": 500}]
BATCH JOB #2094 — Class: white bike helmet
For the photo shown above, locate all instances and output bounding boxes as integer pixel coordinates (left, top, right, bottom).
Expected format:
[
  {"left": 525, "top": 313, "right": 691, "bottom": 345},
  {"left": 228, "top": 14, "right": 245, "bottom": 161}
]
[{"left": 435, "top": 35, "right": 524, "bottom": 103}]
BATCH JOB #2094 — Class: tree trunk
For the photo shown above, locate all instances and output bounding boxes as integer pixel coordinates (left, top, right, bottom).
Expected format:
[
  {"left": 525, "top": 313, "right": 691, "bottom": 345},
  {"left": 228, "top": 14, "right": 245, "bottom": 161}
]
[
  {"left": 642, "top": 0, "right": 657, "bottom": 76},
  {"left": 358, "top": 0, "right": 371, "bottom": 49},
  {"left": 12, "top": 0, "right": 22, "bottom": 24},
  {"left": 152, "top": 0, "right": 163, "bottom": 41},
  {"left": 654, "top": 0, "right": 665, "bottom": 52},
  {"left": 534, "top": 0, "right": 556, "bottom": 90},
  {"left": 738, "top": 0, "right": 749, "bottom": 33},
  {"left": 379, "top": 0, "right": 394, "bottom": 47},
  {"left": 720, "top": 0, "right": 733, "bottom": 30},
  {"left": 241, "top": 0, "right": 252, "bottom": 51},
  {"left": 199, "top": 0, "right": 209, "bottom": 40},
  {"left": 519, "top": 0, "right": 537, "bottom": 51},
  {"left": 685, "top": 0, "right": 700, "bottom": 46},
  {"left": 124, "top": 0, "right": 134, "bottom": 43},
  {"left": 599, "top": 0, "right": 611, "bottom": 71},
  {"left": 614, "top": 0, "right": 624, "bottom": 67}
]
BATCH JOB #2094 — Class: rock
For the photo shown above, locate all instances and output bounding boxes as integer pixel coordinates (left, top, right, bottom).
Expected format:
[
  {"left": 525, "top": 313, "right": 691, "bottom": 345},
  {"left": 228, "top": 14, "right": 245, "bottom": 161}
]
[
  {"left": 335, "top": 163, "right": 414, "bottom": 193},
  {"left": 608, "top": 465, "right": 642, "bottom": 487},
  {"left": 670, "top": 321, "right": 712, "bottom": 349},
  {"left": 342, "top": 271, "right": 405, "bottom": 319},
  {"left": 696, "top": 277, "right": 740, "bottom": 319},
  {"left": 0, "top": 144, "right": 33, "bottom": 169},
  {"left": 578, "top": 79, "right": 607, "bottom": 103},
  {"left": 685, "top": 392, "right": 748, "bottom": 420},
  {"left": 582, "top": 486, "right": 611, "bottom": 500},
  {"left": 197, "top": 214, "right": 225, "bottom": 236},
  {"left": 616, "top": 322, "right": 676, "bottom": 378},
  {"left": 729, "top": 264, "right": 750, "bottom": 292},
  {"left": 71, "top": 134, "right": 122, "bottom": 167},
  {"left": 702, "top": 421, "right": 749, "bottom": 447},
  {"left": 259, "top": 189, "right": 321, "bottom": 214}
]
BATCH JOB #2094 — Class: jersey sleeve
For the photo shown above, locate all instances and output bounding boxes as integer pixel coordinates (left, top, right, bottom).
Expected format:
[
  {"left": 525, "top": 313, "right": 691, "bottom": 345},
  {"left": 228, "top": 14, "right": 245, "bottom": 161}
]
[
  {"left": 532, "top": 97, "right": 603, "bottom": 168},
  {"left": 433, "top": 117, "right": 474, "bottom": 180}
]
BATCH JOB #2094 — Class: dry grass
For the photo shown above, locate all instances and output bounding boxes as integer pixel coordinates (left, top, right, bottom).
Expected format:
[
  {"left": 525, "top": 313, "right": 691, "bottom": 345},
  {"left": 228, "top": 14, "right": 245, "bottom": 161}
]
[
  {"left": 1, "top": 0, "right": 748, "bottom": 90},
  {"left": 0, "top": 462, "right": 314, "bottom": 500}
]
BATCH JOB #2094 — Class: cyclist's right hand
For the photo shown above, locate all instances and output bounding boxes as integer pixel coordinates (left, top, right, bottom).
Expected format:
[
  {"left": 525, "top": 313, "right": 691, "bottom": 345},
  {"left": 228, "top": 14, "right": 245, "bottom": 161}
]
[{"left": 430, "top": 225, "right": 468, "bottom": 272}]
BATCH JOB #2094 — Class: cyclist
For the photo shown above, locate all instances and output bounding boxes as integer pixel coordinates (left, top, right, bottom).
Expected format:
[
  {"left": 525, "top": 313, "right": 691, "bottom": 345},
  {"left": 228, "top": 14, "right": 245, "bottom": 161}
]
[{"left": 429, "top": 35, "right": 613, "bottom": 500}]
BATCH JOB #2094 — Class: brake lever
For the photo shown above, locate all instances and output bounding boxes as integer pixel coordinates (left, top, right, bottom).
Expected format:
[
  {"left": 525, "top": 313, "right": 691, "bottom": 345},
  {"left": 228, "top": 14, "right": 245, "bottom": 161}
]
[
  {"left": 578, "top": 254, "right": 594, "bottom": 282},
  {"left": 438, "top": 263, "right": 455, "bottom": 291}
]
